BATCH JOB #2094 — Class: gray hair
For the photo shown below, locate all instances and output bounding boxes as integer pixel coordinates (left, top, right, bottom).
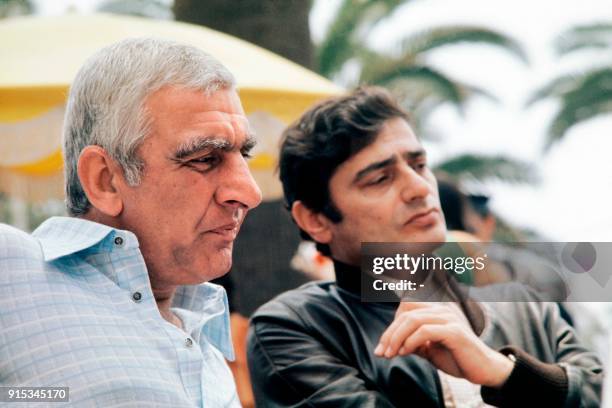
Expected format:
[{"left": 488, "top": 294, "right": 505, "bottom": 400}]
[{"left": 63, "top": 37, "right": 236, "bottom": 216}]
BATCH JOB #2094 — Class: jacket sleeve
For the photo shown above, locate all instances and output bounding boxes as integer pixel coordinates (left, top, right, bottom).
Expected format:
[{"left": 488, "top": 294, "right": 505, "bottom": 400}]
[
  {"left": 247, "top": 302, "right": 396, "bottom": 408},
  {"left": 481, "top": 301, "right": 603, "bottom": 408}
]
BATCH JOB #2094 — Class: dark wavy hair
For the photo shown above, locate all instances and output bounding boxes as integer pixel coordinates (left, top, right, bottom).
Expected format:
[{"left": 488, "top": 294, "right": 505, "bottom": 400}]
[{"left": 279, "top": 86, "right": 410, "bottom": 255}]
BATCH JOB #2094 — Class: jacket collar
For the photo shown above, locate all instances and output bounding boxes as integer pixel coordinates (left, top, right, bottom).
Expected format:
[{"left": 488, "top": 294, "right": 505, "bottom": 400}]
[{"left": 333, "top": 259, "right": 377, "bottom": 295}]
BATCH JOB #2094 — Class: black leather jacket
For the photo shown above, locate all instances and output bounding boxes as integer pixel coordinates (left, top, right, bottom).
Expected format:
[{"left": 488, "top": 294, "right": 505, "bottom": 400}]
[{"left": 247, "top": 262, "right": 602, "bottom": 407}]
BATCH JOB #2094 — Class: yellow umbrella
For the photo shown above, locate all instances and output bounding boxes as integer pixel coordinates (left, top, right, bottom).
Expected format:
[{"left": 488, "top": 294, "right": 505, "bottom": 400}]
[{"left": 0, "top": 13, "right": 342, "bottom": 201}]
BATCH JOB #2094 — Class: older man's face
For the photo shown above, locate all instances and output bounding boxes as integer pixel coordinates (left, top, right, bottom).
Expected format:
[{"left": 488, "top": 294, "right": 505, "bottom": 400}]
[{"left": 118, "top": 86, "right": 262, "bottom": 288}]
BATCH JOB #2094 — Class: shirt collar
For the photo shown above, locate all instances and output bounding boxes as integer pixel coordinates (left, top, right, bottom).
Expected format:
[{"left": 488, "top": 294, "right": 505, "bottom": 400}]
[
  {"left": 33, "top": 216, "right": 139, "bottom": 261},
  {"left": 173, "top": 283, "right": 235, "bottom": 360},
  {"left": 33, "top": 216, "right": 234, "bottom": 360}
]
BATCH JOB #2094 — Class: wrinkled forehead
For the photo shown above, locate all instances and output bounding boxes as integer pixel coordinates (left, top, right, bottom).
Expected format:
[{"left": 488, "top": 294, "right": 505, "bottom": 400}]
[
  {"left": 344, "top": 118, "right": 422, "bottom": 166},
  {"left": 143, "top": 86, "right": 254, "bottom": 146},
  {"left": 187, "top": 111, "right": 253, "bottom": 135}
]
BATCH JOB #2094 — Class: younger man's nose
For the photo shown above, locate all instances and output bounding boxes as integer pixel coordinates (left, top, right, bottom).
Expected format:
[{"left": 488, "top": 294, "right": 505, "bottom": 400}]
[{"left": 399, "top": 168, "right": 431, "bottom": 204}]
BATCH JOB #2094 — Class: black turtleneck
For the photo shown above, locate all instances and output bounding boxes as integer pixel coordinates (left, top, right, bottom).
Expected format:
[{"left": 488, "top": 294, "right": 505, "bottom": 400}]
[{"left": 332, "top": 258, "right": 485, "bottom": 335}]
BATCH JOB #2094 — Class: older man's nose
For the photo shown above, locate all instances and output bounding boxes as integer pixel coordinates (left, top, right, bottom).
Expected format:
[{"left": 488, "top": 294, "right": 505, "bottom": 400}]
[{"left": 217, "top": 158, "right": 263, "bottom": 210}]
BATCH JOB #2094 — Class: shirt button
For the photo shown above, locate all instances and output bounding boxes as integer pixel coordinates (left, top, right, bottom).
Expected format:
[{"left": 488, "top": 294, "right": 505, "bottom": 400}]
[
  {"left": 185, "top": 338, "right": 193, "bottom": 348},
  {"left": 132, "top": 292, "right": 142, "bottom": 303},
  {"left": 114, "top": 236, "right": 124, "bottom": 246}
]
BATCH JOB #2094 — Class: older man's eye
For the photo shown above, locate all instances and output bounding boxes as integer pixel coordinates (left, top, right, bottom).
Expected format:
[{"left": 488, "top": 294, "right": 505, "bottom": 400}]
[
  {"left": 241, "top": 151, "right": 253, "bottom": 159},
  {"left": 190, "top": 155, "right": 221, "bottom": 170}
]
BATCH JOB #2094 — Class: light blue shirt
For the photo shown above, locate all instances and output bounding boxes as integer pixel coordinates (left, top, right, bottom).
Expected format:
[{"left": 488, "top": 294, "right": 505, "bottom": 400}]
[{"left": 0, "top": 216, "right": 240, "bottom": 407}]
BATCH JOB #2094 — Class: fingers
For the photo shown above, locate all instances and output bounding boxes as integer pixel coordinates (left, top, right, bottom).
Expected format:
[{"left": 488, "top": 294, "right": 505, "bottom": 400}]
[
  {"left": 375, "top": 308, "right": 454, "bottom": 358},
  {"left": 407, "top": 341, "right": 432, "bottom": 359},
  {"left": 399, "top": 323, "right": 462, "bottom": 357},
  {"left": 377, "top": 302, "right": 431, "bottom": 348},
  {"left": 376, "top": 305, "right": 420, "bottom": 354},
  {"left": 373, "top": 302, "right": 512, "bottom": 386},
  {"left": 387, "top": 312, "right": 447, "bottom": 357}
]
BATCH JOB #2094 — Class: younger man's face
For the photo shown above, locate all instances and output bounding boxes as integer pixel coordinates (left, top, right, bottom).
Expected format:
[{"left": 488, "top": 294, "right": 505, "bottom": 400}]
[{"left": 326, "top": 117, "right": 447, "bottom": 265}]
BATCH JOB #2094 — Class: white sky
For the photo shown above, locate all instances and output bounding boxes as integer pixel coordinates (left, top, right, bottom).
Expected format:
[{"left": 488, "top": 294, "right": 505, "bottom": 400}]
[
  {"left": 312, "top": 0, "right": 612, "bottom": 242},
  {"left": 30, "top": 0, "right": 612, "bottom": 241}
]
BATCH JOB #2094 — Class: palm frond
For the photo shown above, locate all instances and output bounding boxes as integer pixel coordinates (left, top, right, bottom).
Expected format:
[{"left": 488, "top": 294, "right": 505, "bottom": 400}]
[
  {"left": 363, "top": 64, "right": 466, "bottom": 110},
  {"left": 538, "top": 68, "right": 612, "bottom": 149},
  {"left": 434, "top": 154, "right": 538, "bottom": 184},
  {"left": 97, "top": 0, "right": 173, "bottom": 19},
  {"left": 317, "top": 0, "right": 410, "bottom": 77},
  {"left": 0, "top": 0, "right": 33, "bottom": 17},
  {"left": 362, "top": 60, "right": 501, "bottom": 116},
  {"left": 546, "top": 98, "right": 612, "bottom": 149},
  {"left": 462, "top": 84, "right": 499, "bottom": 104},
  {"left": 555, "top": 23, "right": 612, "bottom": 55},
  {"left": 525, "top": 73, "right": 582, "bottom": 106},
  {"left": 398, "top": 26, "right": 529, "bottom": 63}
]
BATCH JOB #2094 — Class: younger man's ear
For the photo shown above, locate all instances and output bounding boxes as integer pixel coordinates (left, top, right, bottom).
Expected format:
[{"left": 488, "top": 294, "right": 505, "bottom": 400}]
[
  {"left": 77, "top": 146, "right": 124, "bottom": 217},
  {"left": 291, "top": 201, "right": 333, "bottom": 245}
]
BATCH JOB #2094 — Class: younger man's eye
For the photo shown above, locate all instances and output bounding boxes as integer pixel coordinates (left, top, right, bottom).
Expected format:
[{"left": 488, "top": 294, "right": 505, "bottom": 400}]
[
  {"left": 414, "top": 161, "right": 427, "bottom": 171},
  {"left": 368, "top": 175, "right": 388, "bottom": 185}
]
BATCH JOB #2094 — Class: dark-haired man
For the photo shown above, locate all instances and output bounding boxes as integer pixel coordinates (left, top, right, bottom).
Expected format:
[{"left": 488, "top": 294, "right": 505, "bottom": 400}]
[{"left": 247, "top": 87, "right": 602, "bottom": 407}]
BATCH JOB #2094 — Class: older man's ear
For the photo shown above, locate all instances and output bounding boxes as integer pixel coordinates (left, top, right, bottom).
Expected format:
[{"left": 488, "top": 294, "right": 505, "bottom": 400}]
[
  {"left": 291, "top": 201, "right": 333, "bottom": 245},
  {"left": 77, "top": 146, "right": 125, "bottom": 217}
]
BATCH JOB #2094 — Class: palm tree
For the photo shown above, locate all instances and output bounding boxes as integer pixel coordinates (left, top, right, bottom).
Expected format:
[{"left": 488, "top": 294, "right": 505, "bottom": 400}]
[
  {"left": 318, "top": 1, "right": 527, "bottom": 119},
  {"left": 0, "top": 0, "right": 33, "bottom": 18},
  {"left": 317, "top": 0, "right": 534, "bottom": 184},
  {"left": 173, "top": 0, "right": 314, "bottom": 69},
  {"left": 434, "top": 153, "right": 537, "bottom": 184},
  {"left": 97, "top": 0, "right": 173, "bottom": 20},
  {"left": 528, "top": 23, "right": 612, "bottom": 150}
]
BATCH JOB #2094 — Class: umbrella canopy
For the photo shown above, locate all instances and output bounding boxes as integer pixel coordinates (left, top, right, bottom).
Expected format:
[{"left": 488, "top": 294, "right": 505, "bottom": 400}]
[{"left": 0, "top": 13, "right": 342, "bottom": 201}]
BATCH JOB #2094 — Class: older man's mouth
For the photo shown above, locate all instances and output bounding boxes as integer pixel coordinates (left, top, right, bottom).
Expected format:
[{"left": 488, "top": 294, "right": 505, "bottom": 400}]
[{"left": 208, "top": 222, "right": 241, "bottom": 240}]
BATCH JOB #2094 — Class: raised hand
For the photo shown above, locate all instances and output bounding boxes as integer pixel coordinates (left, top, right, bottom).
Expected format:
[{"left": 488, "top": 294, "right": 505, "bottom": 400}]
[{"left": 374, "top": 302, "right": 514, "bottom": 387}]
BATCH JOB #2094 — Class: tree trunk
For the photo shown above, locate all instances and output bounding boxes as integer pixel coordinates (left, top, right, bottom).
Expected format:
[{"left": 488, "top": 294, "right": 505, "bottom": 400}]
[{"left": 173, "top": 0, "right": 314, "bottom": 69}]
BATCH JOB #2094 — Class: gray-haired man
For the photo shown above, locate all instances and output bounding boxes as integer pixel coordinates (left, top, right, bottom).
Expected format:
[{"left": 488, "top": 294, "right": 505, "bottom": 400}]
[{"left": 0, "top": 38, "right": 261, "bottom": 406}]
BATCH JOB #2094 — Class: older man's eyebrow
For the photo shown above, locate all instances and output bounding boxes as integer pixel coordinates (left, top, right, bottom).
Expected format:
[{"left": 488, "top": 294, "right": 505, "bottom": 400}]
[
  {"left": 171, "top": 136, "right": 231, "bottom": 161},
  {"left": 353, "top": 155, "right": 397, "bottom": 183},
  {"left": 240, "top": 133, "right": 257, "bottom": 155}
]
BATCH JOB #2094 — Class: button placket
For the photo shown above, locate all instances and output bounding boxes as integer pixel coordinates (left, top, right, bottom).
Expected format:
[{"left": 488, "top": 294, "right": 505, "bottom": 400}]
[
  {"left": 132, "top": 291, "right": 142, "bottom": 303},
  {"left": 184, "top": 337, "right": 194, "bottom": 348}
]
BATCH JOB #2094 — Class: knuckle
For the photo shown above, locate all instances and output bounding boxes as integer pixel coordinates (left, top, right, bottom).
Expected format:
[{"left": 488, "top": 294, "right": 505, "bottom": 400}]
[
  {"left": 449, "top": 323, "right": 465, "bottom": 337},
  {"left": 420, "top": 325, "right": 433, "bottom": 337}
]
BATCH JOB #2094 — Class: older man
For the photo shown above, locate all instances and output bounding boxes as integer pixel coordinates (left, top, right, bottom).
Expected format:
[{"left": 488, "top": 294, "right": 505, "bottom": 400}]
[
  {"left": 0, "top": 38, "right": 261, "bottom": 406},
  {"left": 247, "top": 87, "right": 602, "bottom": 407}
]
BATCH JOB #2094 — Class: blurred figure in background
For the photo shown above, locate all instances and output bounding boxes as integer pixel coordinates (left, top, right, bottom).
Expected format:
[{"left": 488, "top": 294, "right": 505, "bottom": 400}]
[{"left": 437, "top": 176, "right": 608, "bottom": 358}]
